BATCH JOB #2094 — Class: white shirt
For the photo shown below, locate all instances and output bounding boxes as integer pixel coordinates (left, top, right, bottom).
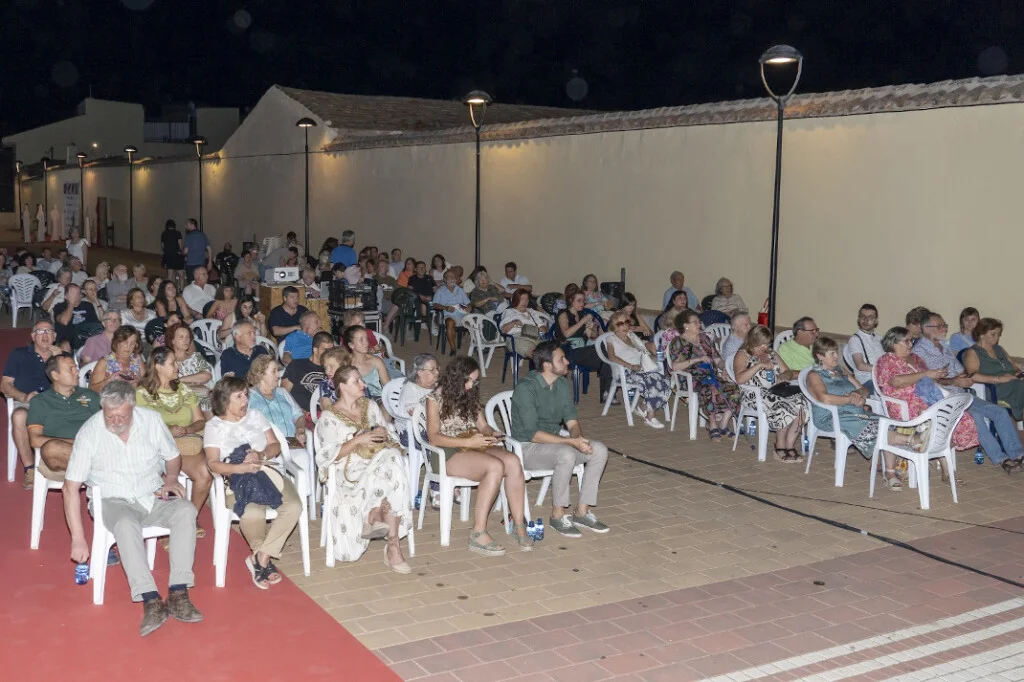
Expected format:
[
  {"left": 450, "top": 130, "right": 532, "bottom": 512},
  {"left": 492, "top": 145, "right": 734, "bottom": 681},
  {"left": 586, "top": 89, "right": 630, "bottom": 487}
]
[
  {"left": 65, "top": 407, "right": 179, "bottom": 512},
  {"left": 498, "top": 274, "right": 530, "bottom": 294},
  {"left": 396, "top": 382, "right": 433, "bottom": 435},
  {"left": 845, "top": 329, "right": 884, "bottom": 385},
  {"left": 67, "top": 238, "right": 89, "bottom": 263},
  {"left": 48, "top": 260, "right": 64, "bottom": 275},
  {"left": 608, "top": 333, "right": 645, "bottom": 365},
  {"left": 204, "top": 409, "right": 273, "bottom": 462},
  {"left": 389, "top": 262, "right": 403, "bottom": 279},
  {"left": 121, "top": 308, "right": 157, "bottom": 332},
  {"left": 501, "top": 308, "right": 545, "bottom": 337},
  {"left": 70, "top": 270, "right": 88, "bottom": 287},
  {"left": 182, "top": 283, "right": 216, "bottom": 314},
  {"left": 44, "top": 283, "right": 65, "bottom": 310}
]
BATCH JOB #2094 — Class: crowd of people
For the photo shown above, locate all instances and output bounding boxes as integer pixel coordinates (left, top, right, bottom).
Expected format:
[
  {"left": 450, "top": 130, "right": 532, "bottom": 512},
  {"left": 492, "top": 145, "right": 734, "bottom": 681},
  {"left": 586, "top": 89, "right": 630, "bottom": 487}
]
[{"left": 3, "top": 223, "right": 1015, "bottom": 636}]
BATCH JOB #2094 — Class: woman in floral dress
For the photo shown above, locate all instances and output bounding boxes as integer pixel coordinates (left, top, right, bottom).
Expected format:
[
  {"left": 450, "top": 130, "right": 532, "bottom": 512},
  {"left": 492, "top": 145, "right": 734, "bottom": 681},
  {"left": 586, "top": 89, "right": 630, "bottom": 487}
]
[
  {"left": 314, "top": 365, "right": 412, "bottom": 572},
  {"left": 668, "top": 309, "right": 741, "bottom": 440}
]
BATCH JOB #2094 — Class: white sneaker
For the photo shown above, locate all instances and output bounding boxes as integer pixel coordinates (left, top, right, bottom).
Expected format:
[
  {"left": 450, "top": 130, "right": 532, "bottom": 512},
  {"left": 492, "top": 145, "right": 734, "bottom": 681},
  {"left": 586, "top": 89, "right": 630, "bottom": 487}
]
[
  {"left": 644, "top": 416, "right": 665, "bottom": 429},
  {"left": 633, "top": 406, "right": 647, "bottom": 419}
]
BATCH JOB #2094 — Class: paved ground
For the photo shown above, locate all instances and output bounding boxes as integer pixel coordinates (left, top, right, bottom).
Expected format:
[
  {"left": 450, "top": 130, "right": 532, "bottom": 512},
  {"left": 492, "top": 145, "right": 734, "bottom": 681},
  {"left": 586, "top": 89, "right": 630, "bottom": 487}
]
[{"left": 7, "top": 230, "right": 1024, "bottom": 680}]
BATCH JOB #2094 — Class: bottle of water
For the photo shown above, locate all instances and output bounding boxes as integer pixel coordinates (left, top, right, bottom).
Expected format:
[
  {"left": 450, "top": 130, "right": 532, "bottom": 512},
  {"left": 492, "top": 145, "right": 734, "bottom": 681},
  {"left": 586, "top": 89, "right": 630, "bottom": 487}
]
[
  {"left": 656, "top": 348, "right": 665, "bottom": 370},
  {"left": 535, "top": 518, "right": 544, "bottom": 541},
  {"left": 765, "top": 369, "right": 776, "bottom": 384},
  {"left": 802, "top": 434, "right": 810, "bottom": 454},
  {"left": 75, "top": 562, "right": 89, "bottom": 585},
  {"left": 975, "top": 451, "right": 985, "bottom": 465},
  {"left": 414, "top": 491, "right": 422, "bottom": 510},
  {"left": 748, "top": 421, "right": 757, "bottom": 437},
  {"left": 526, "top": 521, "right": 536, "bottom": 540}
]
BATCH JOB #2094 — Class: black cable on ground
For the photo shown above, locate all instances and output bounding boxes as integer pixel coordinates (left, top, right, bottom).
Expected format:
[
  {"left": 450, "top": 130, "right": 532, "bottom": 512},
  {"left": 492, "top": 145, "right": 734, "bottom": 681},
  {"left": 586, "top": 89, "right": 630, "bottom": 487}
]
[{"left": 608, "top": 446, "right": 1024, "bottom": 591}]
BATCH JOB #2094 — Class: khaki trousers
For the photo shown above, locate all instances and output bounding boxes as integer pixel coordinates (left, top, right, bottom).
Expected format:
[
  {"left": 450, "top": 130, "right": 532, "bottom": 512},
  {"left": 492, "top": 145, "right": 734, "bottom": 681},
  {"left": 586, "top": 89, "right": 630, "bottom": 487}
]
[{"left": 228, "top": 474, "right": 303, "bottom": 559}]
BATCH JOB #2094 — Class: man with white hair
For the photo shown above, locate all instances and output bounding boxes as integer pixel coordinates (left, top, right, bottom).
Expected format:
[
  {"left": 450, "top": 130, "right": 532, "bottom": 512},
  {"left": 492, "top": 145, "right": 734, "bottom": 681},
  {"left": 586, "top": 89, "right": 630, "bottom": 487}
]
[
  {"left": 105, "top": 264, "right": 132, "bottom": 312},
  {"left": 329, "top": 229, "right": 357, "bottom": 267},
  {"left": 63, "top": 381, "right": 202, "bottom": 636},
  {"left": 182, "top": 265, "right": 216, "bottom": 318},
  {"left": 69, "top": 257, "right": 88, "bottom": 286},
  {"left": 220, "top": 321, "right": 269, "bottom": 378},
  {"left": 721, "top": 312, "right": 751, "bottom": 368}
]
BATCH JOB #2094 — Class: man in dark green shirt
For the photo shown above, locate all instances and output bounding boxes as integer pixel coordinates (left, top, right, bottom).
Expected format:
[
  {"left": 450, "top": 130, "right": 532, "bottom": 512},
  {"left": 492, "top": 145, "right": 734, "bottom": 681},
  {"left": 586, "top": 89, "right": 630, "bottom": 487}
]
[
  {"left": 27, "top": 355, "right": 101, "bottom": 476},
  {"left": 511, "top": 340, "right": 610, "bottom": 538}
]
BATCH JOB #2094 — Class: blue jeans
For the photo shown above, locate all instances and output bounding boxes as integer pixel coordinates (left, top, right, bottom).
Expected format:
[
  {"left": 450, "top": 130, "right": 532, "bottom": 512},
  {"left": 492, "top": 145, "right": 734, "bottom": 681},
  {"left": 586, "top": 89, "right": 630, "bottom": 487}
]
[{"left": 970, "top": 398, "right": 1024, "bottom": 465}]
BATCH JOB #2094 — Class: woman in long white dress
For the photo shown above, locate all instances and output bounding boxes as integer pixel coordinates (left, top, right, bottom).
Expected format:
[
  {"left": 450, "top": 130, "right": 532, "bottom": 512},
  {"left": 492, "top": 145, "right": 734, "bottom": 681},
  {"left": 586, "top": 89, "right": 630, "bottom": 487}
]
[{"left": 315, "top": 365, "right": 412, "bottom": 573}]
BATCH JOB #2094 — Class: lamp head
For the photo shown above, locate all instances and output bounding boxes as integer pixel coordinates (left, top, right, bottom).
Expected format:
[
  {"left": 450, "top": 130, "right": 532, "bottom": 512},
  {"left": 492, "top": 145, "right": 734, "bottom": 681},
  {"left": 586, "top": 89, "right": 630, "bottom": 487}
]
[
  {"left": 759, "top": 44, "right": 803, "bottom": 65},
  {"left": 191, "top": 136, "right": 207, "bottom": 158},
  {"left": 463, "top": 90, "right": 492, "bottom": 129},
  {"left": 76, "top": 152, "right": 87, "bottom": 167},
  {"left": 41, "top": 156, "right": 49, "bottom": 170},
  {"left": 15, "top": 160, "right": 22, "bottom": 173},
  {"left": 296, "top": 117, "right": 317, "bottom": 128},
  {"left": 124, "top": 145, "right": 138, "bottom": 155}
]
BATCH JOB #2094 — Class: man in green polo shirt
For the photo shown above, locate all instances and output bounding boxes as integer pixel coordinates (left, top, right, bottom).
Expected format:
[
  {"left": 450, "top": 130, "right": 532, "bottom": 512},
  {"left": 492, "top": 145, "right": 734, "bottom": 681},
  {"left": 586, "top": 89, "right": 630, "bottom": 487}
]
[
  {"left": 776, "top": 316, "right": 818, "bottom": 372},
  {"left": 510, "top": 340, "right": 610, "bottom": 538},
  {"left": 27, "top": 355, "right": 101, "bottom": 476}
]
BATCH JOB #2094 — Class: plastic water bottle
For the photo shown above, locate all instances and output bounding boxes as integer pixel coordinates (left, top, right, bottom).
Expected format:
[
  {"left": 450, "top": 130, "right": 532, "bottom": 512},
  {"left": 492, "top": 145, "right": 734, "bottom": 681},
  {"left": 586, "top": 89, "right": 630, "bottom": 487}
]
[
  {"left": 765, "top": 369, "right": 776, "bottom": 384},
  {"left": 802, "top": 434, "right": 810, "bottom": 454},
  {"left": 656, "top": 347, "right": 665, "bottom": 369},
  {"left": 534, "top": 519, "right": 544, "bottom": 541},
  {"left": 414, "top": 491, "right": 422, "bottom": 510},
  {"left": 526, "top": 521, "right": 535, "bottom": 539},
  {"left": 975, "top": 451, "right": 985, "bottom": 465},
  {"left": 75, "top": 562, "right": 89, "bottom": 585},
  {"left": 748, "top": 421, "right": 757, "bottom": 438}
]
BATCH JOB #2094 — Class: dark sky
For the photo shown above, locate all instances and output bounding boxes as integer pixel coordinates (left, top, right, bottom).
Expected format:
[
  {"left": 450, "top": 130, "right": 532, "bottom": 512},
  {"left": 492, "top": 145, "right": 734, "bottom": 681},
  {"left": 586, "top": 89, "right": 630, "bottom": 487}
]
[{"left": 1, "top": 0, "right": 1020, "bottom": 135}]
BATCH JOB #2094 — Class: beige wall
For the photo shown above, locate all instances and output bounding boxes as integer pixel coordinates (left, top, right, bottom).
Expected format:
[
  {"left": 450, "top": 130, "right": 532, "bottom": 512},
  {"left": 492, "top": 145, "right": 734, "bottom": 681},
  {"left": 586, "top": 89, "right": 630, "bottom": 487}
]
[
  {"left": 30, "top": 101, "right": 1024, "bottom": 351},
  {"left": 3, "top": 99, "right": 145, "bottom": 162}
]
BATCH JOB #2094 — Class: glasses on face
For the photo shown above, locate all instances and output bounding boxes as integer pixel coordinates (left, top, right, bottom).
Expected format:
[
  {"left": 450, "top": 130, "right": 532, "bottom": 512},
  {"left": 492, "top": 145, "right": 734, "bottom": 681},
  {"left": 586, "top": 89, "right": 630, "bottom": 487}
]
[
  {"left": 925, "top": 323, "right": 949, "bottom": 329},
  {"left": 896, "top": 338, "right": 912, "bottom": 346},
  {"left": 33, "top": 329, "right": 55, "bottom": 336},
  {"left": 800, "top": 327, "right": 820, "bottom": 334}
]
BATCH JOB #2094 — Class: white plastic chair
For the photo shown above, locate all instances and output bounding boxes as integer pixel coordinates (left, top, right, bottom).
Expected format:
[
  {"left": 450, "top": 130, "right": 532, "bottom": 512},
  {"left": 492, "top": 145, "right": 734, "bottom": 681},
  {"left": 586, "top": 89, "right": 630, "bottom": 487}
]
[
  {"left": 255, "top": 335, "right": 278, "bottom": 357},
  {"left": 871, "top": 364, "right": 910, "bottom": 420},
  {"left": 382, "top": 377, "right": 425, "bottom": 503},
  {"left": 9, "top": 273, "right": 41, "bottom": 327},
  {"left": 210, "top": 423, "right": 311, "bottom": 587},
  {"left": 484, "top": 391, "right": 582, "bottom": 517},
  {"left": 773, "top": 329, "right": 794, "bottom": 352},
  {"left": 90, "top": 485, "right": 169, "bottom": 605},
  {"left": 189, "top": 319, "right": 222, "bottom": 351},
  {"left": 412, "top": 404, "right": 507, "bottom": 547},
  {"left": 798, "top": 367, "right": 851, "bottom": 487},
  {"left": 375, "top": 333, "right": 405, "bottom": 375},
  {"left": 316, "top": 418, "right": 416, "bottom": 567},
  {"left": 727, "top": 355, "right": 770, "bottom": 461},
  {"left": 79, "top": 360, "right": 98, "bottom": 388},
  {"left": 6, "top": 398, "right": 19, "bottom": 483},
  {"left": 277, "top": 336, "right": 289, "bottom": 361},
  {"left": 870, "top": 394, "right": 972, "bottom": 510},
  {"left": 29, "top": 448, "right": 61, "bottom": 549},
  {"left": 594, "top": 332, "right": 669, "bottom": 427},
  {"left": 211, "top": 359, "right": 222, "bottom": 382},
  {"left": 463, "top": 313, "right": 505, "bottom": 375},
  {"left": 303, "top": 386, "right": 322, "bottom": 520},
  {"left": 704, "top": 323, "right": 731, "bottom": 353}
]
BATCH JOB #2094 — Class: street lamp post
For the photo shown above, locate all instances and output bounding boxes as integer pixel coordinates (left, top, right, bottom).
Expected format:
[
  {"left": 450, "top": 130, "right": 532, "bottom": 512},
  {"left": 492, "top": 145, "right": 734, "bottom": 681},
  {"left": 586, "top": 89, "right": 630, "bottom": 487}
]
[
  {"left": 191, "top": 136, "right": 207, "bottom": 231},
  {"left": 41, "top": 157, "right": 49, "bottom": 239},
  {"left": 758, "top": 44, "right": 803, "bottom": 333},
  {"left": 125, "top": 145, "right": 138, "bottom": 251},
  {"left": 76, "top": 152, "right": 87, "bottom": 232},
  {"left": 296, "top": 117, "right": 317, "bottom": 255},
  {"left": 463, "top": 90, "right": 492, "bottom": 268}
]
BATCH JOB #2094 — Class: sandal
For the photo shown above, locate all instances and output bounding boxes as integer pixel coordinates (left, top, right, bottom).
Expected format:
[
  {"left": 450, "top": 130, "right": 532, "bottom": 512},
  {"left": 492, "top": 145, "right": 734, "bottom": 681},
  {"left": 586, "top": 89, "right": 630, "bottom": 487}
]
[
  {"left": 773, "top": 447, "right": 800, "bottom": 464},
  {"left": 383, "top": 536, "right": 412, "bottom": 574},
  {"left": 264, "top": 559, "right": 284, "bottom": 585},
  {"left": 512, "top": 523, "right": 534, "bottom": 552},
  {"left": 882, "top": 469, "right": 903, "bottom": 491},
  {"left": 910, "top": 424, "right": 931, "bottom": 452},
  {"left": 361, "top": 521, "right": 390, "bottom": 540},
  {"left": 786, "top": 448, "right": 805, "bottom": 464},
  {"left": 468, "top": 530, "right": 506, "bottom": 557},
  {"left": 1001, "top": 458, "right": 1021, "bottom": 475},
  {"left": 244, "top": 555, "right": 271, "bottom": 590},
  {"left": 709, "top": 428, "right": 723, "bottom": 442}
]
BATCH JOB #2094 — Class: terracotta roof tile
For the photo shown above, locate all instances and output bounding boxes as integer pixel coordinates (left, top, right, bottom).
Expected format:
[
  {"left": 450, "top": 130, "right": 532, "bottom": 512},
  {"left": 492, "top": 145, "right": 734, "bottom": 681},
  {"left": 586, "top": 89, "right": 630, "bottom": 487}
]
[{"left": 315, "top": 74, "right": 1024, "bottom": 152}]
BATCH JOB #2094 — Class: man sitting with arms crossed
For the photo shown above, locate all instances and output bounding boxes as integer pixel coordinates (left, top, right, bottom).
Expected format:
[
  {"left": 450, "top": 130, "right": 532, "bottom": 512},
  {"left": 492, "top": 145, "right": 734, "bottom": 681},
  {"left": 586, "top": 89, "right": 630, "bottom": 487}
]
[
  {"left": 63, "top": 381, "right": 203, "bottom": 636},
  {"left": 914, "top": 311, "right": 1024, "bottom": 473},
  {"left": 2, "top": 320, "right": 64, "bottom": 489},
  {"left": 777, "top": 316, "right": 819, "bottom": 372},
  {"left": 268, "top": 285, "right": 308, "bottom": 343},
  {"left": 845, "top": 303, "right": 884, "bottom": 391},
  {"left": 27, "top": 355, "right": 101, "bottom": 480},
  {"left": 721, "top": 312, "right": 751, "bottom": 368},
  {"left": 281, "top": 310, "right": 322, "bottom": 365},
  {"left": 511, "top": 340, "right": 610, "bottom": 538}
]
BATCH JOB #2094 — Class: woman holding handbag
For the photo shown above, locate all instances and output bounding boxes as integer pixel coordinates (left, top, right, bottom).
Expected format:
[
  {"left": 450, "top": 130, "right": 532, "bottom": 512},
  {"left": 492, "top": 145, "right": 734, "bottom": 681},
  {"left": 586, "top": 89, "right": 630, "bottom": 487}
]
[
  {"left": 314, "top": 365, "right": 412, "bottom": 573},
  {"left": 604, "top": 311, "right": 670, "bottom": 428},
  {"left": 501, "top": 289, "right": 548, "bottom": 359}
]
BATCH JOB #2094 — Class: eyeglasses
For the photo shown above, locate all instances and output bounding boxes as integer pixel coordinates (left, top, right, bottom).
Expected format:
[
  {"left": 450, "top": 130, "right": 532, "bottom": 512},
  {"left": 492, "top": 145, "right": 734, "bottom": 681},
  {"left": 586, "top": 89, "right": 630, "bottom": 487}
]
[
  {"left": 896, "top": 338, "right": 912, "bottom": 346},
  {"left": 800, "top": 327, "right": 820, "bottom": 334},
  {"left": 32, "top": 329, "right": 55, "bottom": 336},
  {"left": 924, "top": 323, "right": 948, "bottom": 329}
]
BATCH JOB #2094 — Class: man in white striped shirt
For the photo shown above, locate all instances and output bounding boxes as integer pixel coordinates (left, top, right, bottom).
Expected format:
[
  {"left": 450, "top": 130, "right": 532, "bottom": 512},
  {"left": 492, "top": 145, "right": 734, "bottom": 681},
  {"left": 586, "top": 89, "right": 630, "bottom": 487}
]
[{"left": 63, "top": 381, "right": 203, "bottom": 636}]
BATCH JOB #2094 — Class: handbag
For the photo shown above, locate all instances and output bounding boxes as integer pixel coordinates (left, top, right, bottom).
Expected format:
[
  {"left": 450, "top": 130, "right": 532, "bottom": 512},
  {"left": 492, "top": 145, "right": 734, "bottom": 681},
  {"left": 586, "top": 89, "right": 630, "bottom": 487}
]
[
  {"left": 768, "top": 382, "right": 802, "bottom": 398},
  {"left": 521, "top": 324, "right": 541, "bottom": 341},
  {"left": 756, "top": 298, "right": 770, "bottom": 327}
]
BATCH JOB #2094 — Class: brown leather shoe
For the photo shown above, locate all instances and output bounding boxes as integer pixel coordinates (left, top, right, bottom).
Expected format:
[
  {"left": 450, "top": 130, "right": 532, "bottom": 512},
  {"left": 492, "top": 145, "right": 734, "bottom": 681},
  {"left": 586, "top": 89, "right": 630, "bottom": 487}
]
[
  {"left": 165, "top": 589, "right": 203, "bottom": 623},
  {"left": 140, "top": 598, "right": 169, "bottom": 637}
]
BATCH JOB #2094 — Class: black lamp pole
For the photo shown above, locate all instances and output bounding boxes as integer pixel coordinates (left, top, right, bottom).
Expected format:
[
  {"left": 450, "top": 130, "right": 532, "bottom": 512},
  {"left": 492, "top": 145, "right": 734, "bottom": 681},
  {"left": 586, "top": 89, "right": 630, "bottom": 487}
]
[
  {"left": 15, "top": 161, "right": 22, "bottom": 239},
  {"left": 76, "top": 152, "right": 86, "bottom": 231},
  {"left": 191, "top": 136, "right": 207, "bottom": 232},
  {"left": 758, "top": 45, "right": 803, "bottom": 333},
  {"left": 125, "top": 146, "right": 137, "bottom": 251},
  {"left": 41, "top": 157, "right": 49, "bottom": 238},
  {"left": 296, "top": 118, "right": 317, "bottom": 254},
  {"left": 463, "top": 90, "right": 492, "bottom": 268}
]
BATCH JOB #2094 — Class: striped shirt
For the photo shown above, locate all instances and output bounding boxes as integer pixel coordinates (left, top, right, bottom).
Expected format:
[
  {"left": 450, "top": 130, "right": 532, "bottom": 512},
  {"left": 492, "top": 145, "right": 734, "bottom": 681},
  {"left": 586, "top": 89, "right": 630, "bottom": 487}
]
[{"left": 64, "top": 407, "right": 179, "bottom": 512}]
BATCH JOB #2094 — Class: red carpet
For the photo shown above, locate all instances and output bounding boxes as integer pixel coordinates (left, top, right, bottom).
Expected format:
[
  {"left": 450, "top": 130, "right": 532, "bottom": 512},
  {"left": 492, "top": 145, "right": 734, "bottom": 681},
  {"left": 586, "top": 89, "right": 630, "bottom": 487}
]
[{"left": 0, "top": 329, "right": 399, "bottom": 682}]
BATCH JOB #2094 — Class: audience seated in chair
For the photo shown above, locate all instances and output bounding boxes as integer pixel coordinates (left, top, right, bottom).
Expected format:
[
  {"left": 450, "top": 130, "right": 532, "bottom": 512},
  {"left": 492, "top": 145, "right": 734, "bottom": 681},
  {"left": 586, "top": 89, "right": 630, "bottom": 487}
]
[
  {"left": 604, "top": 310, "right": 669, "bottom": 429},
  {"left": 247, "top": 355, "right": 308, "bottom": 449},
  {"left": 845, "top": 303, "right": 883, "bottom": 390},
  {"left": 396, "top": 354, "right": 438, "bottom": 447},
  {"left": 581, "top": 274, "right": 610, "bottom": 312},
  {"left": 721, "top": 312, "right": 751, "bottom": 366},
  {"left": 498, "top": 261, "right": 532, "bottom": 302},
  {"left": 426, "top": 357, "right": 531, "bottom": 555},
  {"left": 776, "top": 316, "right": 819, "bottom": 372},
  {"left": 204, "top": 376, "right": 303, "bottom": 591},
  {"left": 914, "top": 312, "right": 1024, "bottom": 472},
  {"left": 668, "top": 309, "right": 740, "bottom": 440},
  {"left": 53, "top": 283, "right": 100, "bottom": 353},
  {"left": 27, "top": 355, "right": 100, "bottom": 479},
  {"left": 501, "top": 289, "right": 548, "bottom": 360},
  {"left": 950, "top": 307, "right": 980, "bottom": 355},
  {"left": 432, "top": 270, "right": 470, "bottom": 356},
  {"left": 80, "top": 310, "right": 123, "bottom": 365},
  {"left": 121, "top": 288, "right": 156, "bottom": 333},
  {"left": 220, "top": 321, "right": 270, "bottom": 378},
  {"left": 283, "top": 331, "right": 334, "bottom": 411},
  {"left": 961, "top": 317, "right": 1024, "bottom": 424},
  {"left": 315, "top": 365, "right": 412, "bottom": 572},
  {"left": 510, "top": 341, "right": 610, "bottom": 538},
  {"left": 343, "top": 325, "right": 387, "bottom": 401},
  {"left": 90, "top": 326, "right": 145, "bottom": 392},
  {"left": 662, "top": 270, "right": 699, "bottom": 310},
  {"left": 555, "top": 289, "right": 613, "bottom": 403},
  {"left": 469, "top": 269, "right": 504, "bottom": 315},
  {"left": 281, "top": 311, "right": 322, "bottom": 365},
  {"left": 315, "top": 346, "right": 352, "bottom": 410},
  {"left": 710, "top": 278, "right": 747, "bottom": 317},
  {"left": 268, "top": 286, "right": 308, "bottom": 343},
  {"left": 64, "top": 381, "right": 202, "bottom": 636},
  {"left": 614, "top": 292, "right": 653, "bottom": 340},
  {"left": 182, "top": 266, "right": 216, "bottom": 319},
  {"left": 657, "top": 290, "right": 689, "bottom": 332},
  {"left": 732, "top": 325, "right": 806, "bottom": 463}
]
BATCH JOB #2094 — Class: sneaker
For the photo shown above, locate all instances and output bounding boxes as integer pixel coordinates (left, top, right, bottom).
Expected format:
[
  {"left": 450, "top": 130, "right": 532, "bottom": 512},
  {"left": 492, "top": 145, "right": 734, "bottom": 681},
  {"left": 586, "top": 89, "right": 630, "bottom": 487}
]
[
  {"left": 549, "top": 515, "right": 583, "bottom": 538},
  {"left": 22, "top": 467, "right": 34, "bottom": 490},
  {"left": 644, "top": 416, "right": 665, "bottom": 429},
  {"left": 107, "top": 547, "right": 120, "bottom": 567},
  {"left": 572, "top": 512, "right": 610, "bottom": 534}
]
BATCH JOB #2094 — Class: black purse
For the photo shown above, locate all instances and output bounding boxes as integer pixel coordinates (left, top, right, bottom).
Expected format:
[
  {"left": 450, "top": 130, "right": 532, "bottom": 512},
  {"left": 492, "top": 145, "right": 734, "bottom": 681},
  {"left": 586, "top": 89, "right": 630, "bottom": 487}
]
[{"left": 768, "top": 382, "right": 802, "bottom": 399}]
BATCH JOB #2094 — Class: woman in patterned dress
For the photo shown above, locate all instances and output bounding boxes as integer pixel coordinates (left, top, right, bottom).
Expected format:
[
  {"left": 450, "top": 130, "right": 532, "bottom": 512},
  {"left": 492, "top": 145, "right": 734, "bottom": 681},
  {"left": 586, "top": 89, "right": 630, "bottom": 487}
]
[
  {"left": 166, "top": 323, "right": 214, "bottom": 414},
  {"left": 314, "top": 365, "right": 412, "bottom": 573},
  {"left": 732, "top": 325, "right": 806, "bottom": 463},
  {"left": 668, "top": 309, "right": 741, "bottom": 441},
  {"left": 89, "top": 325, "right": 146, "bottom": 391},
  {"left": 604, "top": 310, "right": 669, "bottom": 429}
]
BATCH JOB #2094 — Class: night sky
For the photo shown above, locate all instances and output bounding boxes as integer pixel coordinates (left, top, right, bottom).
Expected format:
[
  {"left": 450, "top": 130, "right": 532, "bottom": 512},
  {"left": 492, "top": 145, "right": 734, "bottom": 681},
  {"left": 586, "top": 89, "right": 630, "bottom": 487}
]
[{"left": 1, "top": 0, "right": 1020, "bottom": 135}]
